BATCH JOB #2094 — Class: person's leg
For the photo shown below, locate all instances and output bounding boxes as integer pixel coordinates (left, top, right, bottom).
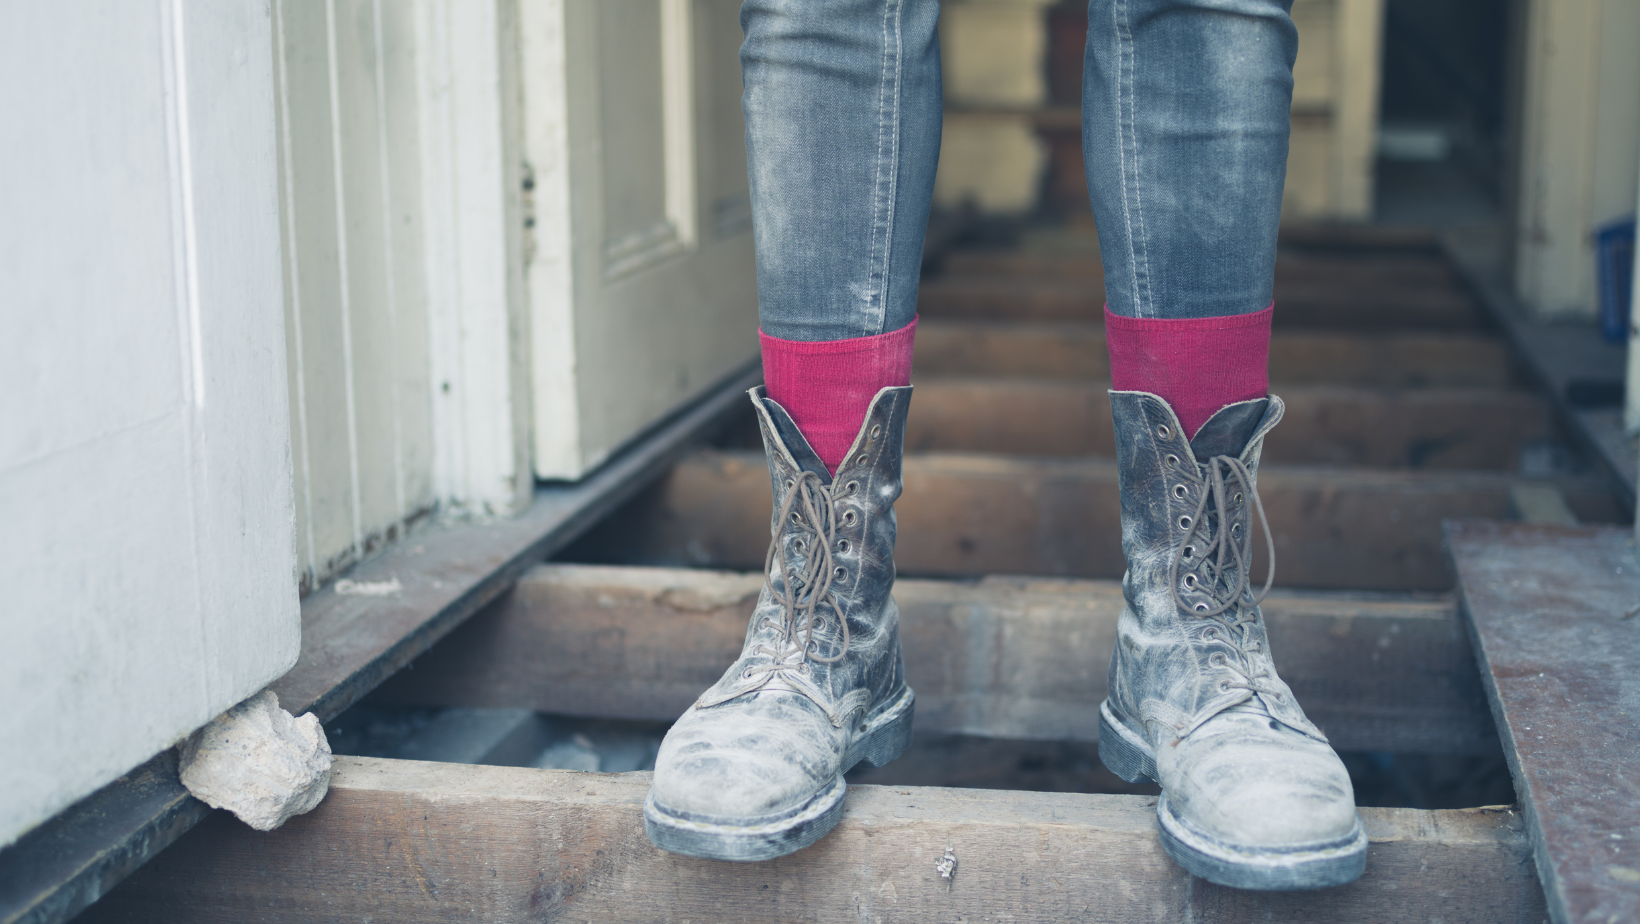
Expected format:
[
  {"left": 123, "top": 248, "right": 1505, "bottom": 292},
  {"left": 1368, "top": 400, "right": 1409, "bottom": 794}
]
[
  {"left": 645, "top": 0, "right": 939, "bottom": 862},
  {"left": 745, "top": 0, "right": 941, "bottom": 475},
  {"left": 1084, "top": 0, "right": 1369, "bottom": 891},
  {"left": 1085, "top": 0, "right": 1293, "bottom": 438}
]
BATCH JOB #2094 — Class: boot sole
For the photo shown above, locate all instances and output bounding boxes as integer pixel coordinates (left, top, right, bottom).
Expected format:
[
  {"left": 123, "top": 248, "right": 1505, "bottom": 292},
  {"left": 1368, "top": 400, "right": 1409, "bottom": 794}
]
[
  {"left": 1099, "top": 699, "right": 1369, "bottom": 890},
  {"left": 644, "top": 686, "right": 915, "bottom": 862}
]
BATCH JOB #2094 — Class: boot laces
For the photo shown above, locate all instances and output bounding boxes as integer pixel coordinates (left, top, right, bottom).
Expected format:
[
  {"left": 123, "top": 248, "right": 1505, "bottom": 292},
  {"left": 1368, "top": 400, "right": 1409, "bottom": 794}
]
[
  {"left": 745, "top": 470, "right": 852, "bottom": 681},
  {"left": 1168, "top": 455, "right": 1283, "bottom": 698}
]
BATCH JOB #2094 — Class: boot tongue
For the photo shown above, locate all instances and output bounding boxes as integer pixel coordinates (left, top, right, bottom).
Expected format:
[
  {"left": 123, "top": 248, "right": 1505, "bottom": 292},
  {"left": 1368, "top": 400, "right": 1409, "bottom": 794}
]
[
  {"left": 1188, "top": 398, "right": 1270, "bottom": 462},
  {"left": 760, "top": 396, "right": 833, "bottom": 482}
]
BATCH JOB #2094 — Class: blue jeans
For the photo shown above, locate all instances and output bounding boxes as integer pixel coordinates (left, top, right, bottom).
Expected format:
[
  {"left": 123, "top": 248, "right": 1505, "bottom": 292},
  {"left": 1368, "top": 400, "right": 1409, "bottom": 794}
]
[{"left": 743, "top": 0, "right": 1297, "bottom": 340}]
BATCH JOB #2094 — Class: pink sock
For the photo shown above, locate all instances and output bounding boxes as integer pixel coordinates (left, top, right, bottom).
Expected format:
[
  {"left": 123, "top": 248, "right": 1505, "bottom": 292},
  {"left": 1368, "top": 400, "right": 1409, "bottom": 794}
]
[
  {"left": 760, "top": 317, "right": 918, "bottom": 476},
  {"left": 1105, "top": 304, "right": 1273, "bottom": 438}
]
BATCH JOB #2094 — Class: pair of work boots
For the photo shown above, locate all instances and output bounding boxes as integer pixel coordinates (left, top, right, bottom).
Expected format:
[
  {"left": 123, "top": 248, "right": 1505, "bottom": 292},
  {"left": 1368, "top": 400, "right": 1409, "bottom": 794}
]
[{"left": 643, "top": 385, "right": 1367, "bottom": 891}]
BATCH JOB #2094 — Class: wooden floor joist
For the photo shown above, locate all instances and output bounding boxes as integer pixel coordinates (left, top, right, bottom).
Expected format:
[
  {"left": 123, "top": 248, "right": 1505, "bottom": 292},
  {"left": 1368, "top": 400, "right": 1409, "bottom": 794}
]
[
  {"left": 570, "top": 450, "right": 1622, "bottom": 591},
  {"left": 907, "top": 379, "right": 1551, "bottom": 469},
  {"left": 370, "top": 564, "right": 1498, "bottom": 755},
  {"left": 84, "top": 759, "right": 1547, "bottom": 924},
  {"left": 918, "top": 275, "right": 1482, "bottom": 330},
  {"left": 916, "top": 321, "right": 1515, "bottom": 388}
]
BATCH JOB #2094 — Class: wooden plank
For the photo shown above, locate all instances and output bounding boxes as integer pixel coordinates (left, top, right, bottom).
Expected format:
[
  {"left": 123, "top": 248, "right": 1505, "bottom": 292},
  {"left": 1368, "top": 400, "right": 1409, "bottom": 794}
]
[
  {"left": 568, "top": 450, "right": 1622, "bottom": 591},
  {"left": 1446, "top": 521, "right": 1640, "bottom": 924},
  {"left": 915, "top": 321, "right": 1514, "bottom": 388},
  {"left": 906, "top": 379, "right": 1551, "bottom": 470},
  {"left": 370, "top": 564, "right": 1498, "bottom": 755},
  {"left": 918, "top": 275, "right": 1479, "bottom": 329},
  {"left": 84, "top": 757, "right": 1544, "bottom": 924},
  {"left": 0, "top": 364, "right": 761, "bottom": 924}
]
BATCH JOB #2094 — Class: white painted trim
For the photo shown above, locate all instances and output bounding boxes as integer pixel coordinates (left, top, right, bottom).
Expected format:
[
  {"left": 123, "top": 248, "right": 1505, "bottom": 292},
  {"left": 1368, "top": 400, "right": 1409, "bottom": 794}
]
[
  {"left": 414, "top": 0, "right": 532, "bottom": 515},
  {"left": 661, "top": 0, "right": 698, "bottom": 250},
  {"left": 521, "top": 0, "right": 585, "bottom": 480}
]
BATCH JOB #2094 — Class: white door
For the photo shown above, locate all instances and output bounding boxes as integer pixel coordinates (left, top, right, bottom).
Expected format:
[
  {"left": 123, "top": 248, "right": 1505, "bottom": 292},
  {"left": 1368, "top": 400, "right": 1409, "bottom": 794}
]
[
  {"left": 520, "top": 0, "right": 759, "bottom": 479},
  {"left": 0, "top": 1, "right": 298, "bottom": 847}
]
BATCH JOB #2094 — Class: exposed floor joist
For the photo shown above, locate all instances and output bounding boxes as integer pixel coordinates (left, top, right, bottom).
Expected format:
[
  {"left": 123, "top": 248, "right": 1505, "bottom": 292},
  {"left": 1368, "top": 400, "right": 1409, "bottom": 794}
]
[
  {"left": 916, "top": 321, "right": 1515, "bottom": 388},
  {"left": 0, "top": 364, "right": 763, "bottom": 924},
  {"left": 370, "top": 564, "right": 1498, "bottom": 755},
  {"left": 1448, "top": 521, "right": 1640, "bottom": 924},
  {"left": 907, "top": 379, "right": 1550, "bottom": 469},
  {"left": 568, "top": 450, "right": 1623, "bottom": 591},
  {"left": 918, "top": 275, "right": 1481, "bottom": 330},
  {"left": 83, "top": 758, "right": 1546, "bottom": 924}
]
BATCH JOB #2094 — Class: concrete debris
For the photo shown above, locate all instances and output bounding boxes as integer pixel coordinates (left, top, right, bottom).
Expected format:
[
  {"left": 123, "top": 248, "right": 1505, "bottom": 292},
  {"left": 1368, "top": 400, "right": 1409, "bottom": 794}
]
[{"left": 179, "top": 690, "right": 332, "bottom": 831}]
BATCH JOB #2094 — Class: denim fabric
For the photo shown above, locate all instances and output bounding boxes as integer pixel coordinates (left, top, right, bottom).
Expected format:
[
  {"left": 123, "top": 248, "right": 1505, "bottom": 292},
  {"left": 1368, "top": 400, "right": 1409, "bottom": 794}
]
[
  {"left": 1084, "top": 0, "right": 1297, "bottom": 319},
  {"left": 742, "top": 0, "right": 1295, "bottom": 339},
  {"left": 741, "top": 0, "right": 942, "bottom": 341}
]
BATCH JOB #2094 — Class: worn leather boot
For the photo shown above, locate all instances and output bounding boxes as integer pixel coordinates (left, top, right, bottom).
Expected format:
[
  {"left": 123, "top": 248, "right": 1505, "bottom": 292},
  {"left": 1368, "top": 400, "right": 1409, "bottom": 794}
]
[
  {"left": 645, "top": 385, "right": 916, "bottom": 861},
  {"left": 1098, "top": 391, "right": 1367, "bottom": 890}
]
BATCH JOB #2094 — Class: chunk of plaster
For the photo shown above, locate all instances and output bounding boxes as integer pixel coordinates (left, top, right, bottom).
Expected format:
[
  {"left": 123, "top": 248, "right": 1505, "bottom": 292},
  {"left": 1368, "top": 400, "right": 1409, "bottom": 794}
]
[{"left": 178, "top": 690, "right": 333, "bottom": 831}]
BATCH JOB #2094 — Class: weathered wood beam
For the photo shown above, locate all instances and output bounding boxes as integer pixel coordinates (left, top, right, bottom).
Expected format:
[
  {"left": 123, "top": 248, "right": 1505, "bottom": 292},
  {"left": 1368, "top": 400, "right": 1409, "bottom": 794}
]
[
  {"left": 916, "top": 321, "right": 1514, "bottom": 388},
  {"left": 370, "top": 564, "right": 1499, "bottom": 755},
  {"left": 940, "top": 248, "right": 1457, "bottom": 289},
  {"left": 566, "top": 450, "right": 1622, "bottom": 591},
  {"left": 1447, "top": 521, "right": 1640, "bottom": 924},
  {"left": 84, "top": 759, "right": 1546, "bottom": 924},
  {"left": 907, "top": 379, "right": 1551, "bottom": 469},
  {"left": 918, "top": 276, "right": 1479, "bottom": 329}
]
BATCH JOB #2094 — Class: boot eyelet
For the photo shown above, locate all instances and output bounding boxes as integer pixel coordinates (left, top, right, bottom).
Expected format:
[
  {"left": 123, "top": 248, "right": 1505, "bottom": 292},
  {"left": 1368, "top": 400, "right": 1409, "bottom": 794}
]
[
  {"left": 797, "top": 663, "right": 810, "bottom": 675},
  {"left": 856, "top": 453, "right": 869, "bottom": 466},
  {"left": 845, "top": 481, "right": 860, "bottom": 495},
  {"left": 1209, "top": 653, "right": 1226, "bottom": 667},
  {"left": 837, "top": 538, "right": 851, "bottom": 553},
  {"left": 741, "top": 667, "right": 756, "bottom": 680},
  {"left": 1183, "top": 574, "right": 1197, "bottom": 589},
  {"left": 1231, "top": 523, "right": 1241, "bottom": 536},
  {"left": 1219, "top": 680, "right": 1232, "bottom": 693},
  {"left": 1174, "top": 485, "right": 1188, "bottom": 499},
  {"left": 1157, "top": 425, "right": 1171, "bottom": 438},
  {"left": 870, "top": 425, "right": 882, "bottom": 439},
  {"left": 834, "top": 566, "right": 846, "bottom": 580},
  {"left": 784, "top": 478, "right": 795, "bottom": 490},
  {"left": 1234, "top": 492, "right": 1244, "bottom": 503},
  {"left": 790, "top": 511, "right": 802, "bottom": 523},
  {"left": 842, "top": 510, "right": 858, "bottom": 526},
  {"left": 793, "top": 538, "right": 806, "bottom": 551},
  {"left": 1178, "top": 515, "right": 1192, "bottom": 529},
  {"left": 1194, "top": 603, "right": 1210, "bottom": 613},
  {"left": 1182, "top": 545, "right": 1195, "bottom": 559},
  {"left": 1165, "top": 454, "right": 1180, "bottom": 466},
  {"left": 1274, "top": 693, "right": 1286, "bottom": 704}
]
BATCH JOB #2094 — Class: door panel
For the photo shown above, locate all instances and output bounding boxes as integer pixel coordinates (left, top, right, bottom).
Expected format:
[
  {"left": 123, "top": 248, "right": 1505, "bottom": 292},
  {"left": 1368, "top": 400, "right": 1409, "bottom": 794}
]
[{"left": 523, "top": 0, "right": 757, "bottom": 480}]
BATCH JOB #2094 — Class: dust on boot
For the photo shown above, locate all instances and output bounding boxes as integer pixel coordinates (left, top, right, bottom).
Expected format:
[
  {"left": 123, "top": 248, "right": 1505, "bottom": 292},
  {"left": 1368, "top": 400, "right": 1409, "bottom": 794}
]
[
  {"left": 644, "top": 386, "right": 916, "bottom": 861},
  {"left": 1098, "top": 391, "right": 1368, "bottom": 890}
]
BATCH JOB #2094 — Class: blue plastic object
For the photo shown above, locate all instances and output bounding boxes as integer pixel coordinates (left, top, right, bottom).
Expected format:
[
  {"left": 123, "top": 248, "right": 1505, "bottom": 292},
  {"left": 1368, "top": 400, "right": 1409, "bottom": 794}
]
[{"left": 1596, "top": 216, "right": 1635, "bottom": 343}]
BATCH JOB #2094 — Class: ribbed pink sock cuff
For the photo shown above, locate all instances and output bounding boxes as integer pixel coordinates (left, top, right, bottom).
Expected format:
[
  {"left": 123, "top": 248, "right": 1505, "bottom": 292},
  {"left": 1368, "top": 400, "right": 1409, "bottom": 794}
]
[
  {"left": 1105, "top": 304, "right": 1273, "bottom": 439},
  {"left": 760, "top": 317, "right": 918, "bottom": 476}
]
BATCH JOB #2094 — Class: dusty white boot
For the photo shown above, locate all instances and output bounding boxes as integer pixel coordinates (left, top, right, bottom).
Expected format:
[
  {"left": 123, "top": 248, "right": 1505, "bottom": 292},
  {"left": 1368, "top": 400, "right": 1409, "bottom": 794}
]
[
  {"left": 644, "top": 386, "right": 915, "bottom": 861},
  {"left": 1098, "top": 391, "right": 1367, "bottom": 890}
]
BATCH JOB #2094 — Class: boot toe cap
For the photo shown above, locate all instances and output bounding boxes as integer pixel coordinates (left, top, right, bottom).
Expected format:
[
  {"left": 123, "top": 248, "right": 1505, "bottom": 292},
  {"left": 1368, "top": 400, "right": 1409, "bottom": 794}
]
[
  {"left": 1162, "top": 714, "right": 1359, "bottom": 847},
  {"left": 649, "top": 699, "right": 841, "bottom": 822}
]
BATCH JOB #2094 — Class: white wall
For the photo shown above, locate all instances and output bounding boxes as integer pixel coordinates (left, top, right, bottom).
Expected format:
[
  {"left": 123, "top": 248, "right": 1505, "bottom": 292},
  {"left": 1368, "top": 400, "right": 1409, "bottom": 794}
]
[
  {"left": 0, "top": 1, "right": 300, "bottom": 847},
  {"left": 273, "top": 0, "right": 534, "bottom": 593}
]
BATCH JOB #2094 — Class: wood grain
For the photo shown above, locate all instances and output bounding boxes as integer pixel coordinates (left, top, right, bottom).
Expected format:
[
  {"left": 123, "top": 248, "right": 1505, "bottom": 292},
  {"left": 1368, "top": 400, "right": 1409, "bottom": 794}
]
[
  {"left": 84, "top": 758, "right": 1546, "bottom": 924},
  {"left": 1447, "top": 521, "right": 1640, "bottom": 924},
  {"left": 370, "top": 564, "right": 1499, "bottom": 755},
  {"left": 916, "top": 321, "right": 1514, "bottom": 388},
  {"left": 568, "top": 450, "right": 1624, "bottom": 591},
  {"left": 906, "top": 379, "right": 1550, "bottom": 469}
]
